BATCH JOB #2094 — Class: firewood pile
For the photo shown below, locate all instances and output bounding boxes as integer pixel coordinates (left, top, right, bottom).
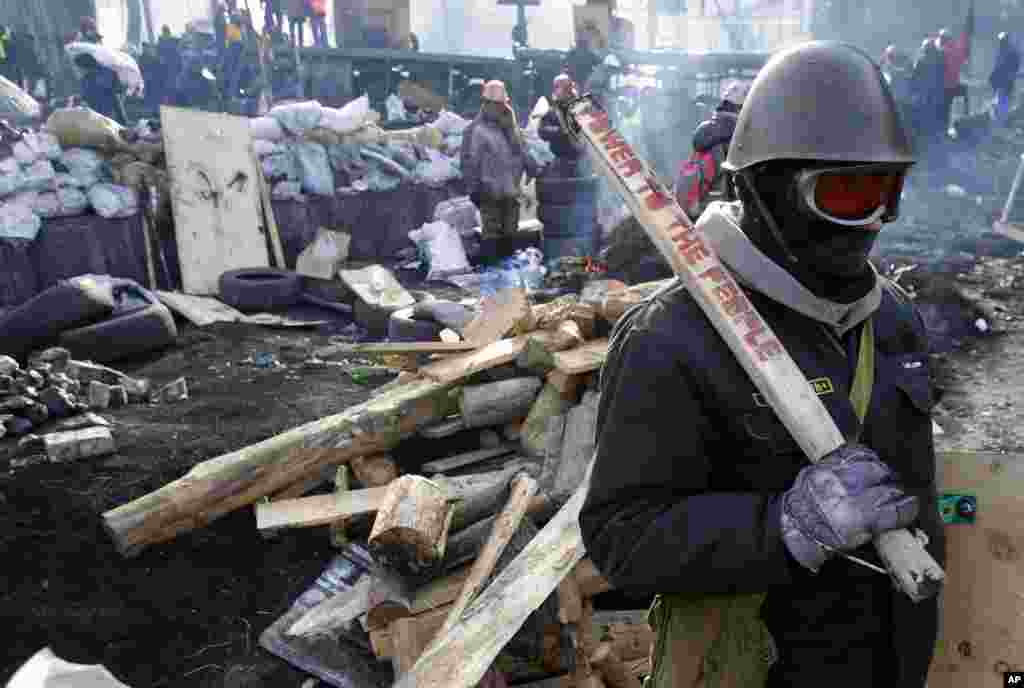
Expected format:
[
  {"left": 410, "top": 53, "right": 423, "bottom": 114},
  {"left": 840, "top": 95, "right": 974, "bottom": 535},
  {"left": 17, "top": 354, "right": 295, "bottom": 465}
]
[{"left": 99, "top": 279, "right": 670, "bottom": 688}]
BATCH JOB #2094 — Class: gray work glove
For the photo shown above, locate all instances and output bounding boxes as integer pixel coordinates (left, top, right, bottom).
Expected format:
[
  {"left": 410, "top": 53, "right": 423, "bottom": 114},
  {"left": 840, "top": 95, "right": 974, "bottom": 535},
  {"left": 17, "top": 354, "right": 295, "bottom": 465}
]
[{"left": 781, "top": 443, "right": 919, "bottom": 573}]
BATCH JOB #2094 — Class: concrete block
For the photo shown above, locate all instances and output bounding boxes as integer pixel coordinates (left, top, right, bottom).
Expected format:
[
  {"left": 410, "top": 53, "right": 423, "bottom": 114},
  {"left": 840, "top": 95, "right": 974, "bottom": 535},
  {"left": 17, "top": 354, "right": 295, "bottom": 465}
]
[{"left": 43, "top": 427, "right": 116, "bottom": 463}]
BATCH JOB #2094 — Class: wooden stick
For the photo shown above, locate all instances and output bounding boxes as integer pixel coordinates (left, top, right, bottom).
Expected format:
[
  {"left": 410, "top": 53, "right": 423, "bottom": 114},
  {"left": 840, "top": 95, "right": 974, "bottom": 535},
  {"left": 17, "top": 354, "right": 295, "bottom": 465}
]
[
  {"left": 590, "top": 643, "right": 642, "bottom": 688},
  {"left": 102, "top": 378, "right": 458, "bottom": 556},
  {"left": 521, "top": 383, "right": 575, "bottom": 458},
  {"left": 552, "top": 340, "right": 609, "bottom": 376},
  {"left": 256, "top": 486, "right": 389, "bottom": 531},
  {"left": 422, "top": 445, "right": 518, "bottom": 476},
  {"left": 393, "top": 465, "right": 591, "bottom": 688},
  {"left": 564, "top": 95, "right": 943, "bottom": 601},
  {"left": 253, "top": 149, "right": 287, "bottom": 269},
  {"left": 329, "top": 464, "right": 351, "bottom": 548},
  {"left": 437, "top": 473, "right": 540, "bottom": 638},
  {"left": 316, "top": 341, "right": 480, "bottom": 359}
]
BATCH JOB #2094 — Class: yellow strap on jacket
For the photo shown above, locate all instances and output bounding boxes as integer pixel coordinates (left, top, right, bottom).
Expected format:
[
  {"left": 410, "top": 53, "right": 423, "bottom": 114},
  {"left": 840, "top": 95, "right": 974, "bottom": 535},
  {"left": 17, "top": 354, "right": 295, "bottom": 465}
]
[{"left": 645, "top": 319, "right": 875, "bottom": 688}]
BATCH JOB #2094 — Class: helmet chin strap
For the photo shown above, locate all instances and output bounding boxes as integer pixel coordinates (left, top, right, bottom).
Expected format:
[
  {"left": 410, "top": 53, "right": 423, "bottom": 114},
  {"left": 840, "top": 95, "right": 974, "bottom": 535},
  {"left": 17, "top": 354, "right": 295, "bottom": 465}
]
[{"left": 738, "top": 170, "right": 800, "bottom": 265}]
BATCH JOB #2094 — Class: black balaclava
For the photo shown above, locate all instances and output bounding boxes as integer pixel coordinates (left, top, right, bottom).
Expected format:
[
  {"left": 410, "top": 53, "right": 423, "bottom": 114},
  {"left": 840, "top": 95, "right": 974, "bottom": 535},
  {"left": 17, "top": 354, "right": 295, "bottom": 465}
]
[{"left": 736, "top": 161, "right": 880, "bottom": 304}]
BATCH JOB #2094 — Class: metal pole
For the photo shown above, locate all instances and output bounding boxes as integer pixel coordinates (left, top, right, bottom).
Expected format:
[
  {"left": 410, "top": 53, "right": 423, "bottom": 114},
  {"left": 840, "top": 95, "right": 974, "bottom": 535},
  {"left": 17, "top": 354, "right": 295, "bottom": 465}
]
[{"left": 999, "top": 153, "right": 1024, "bottom": 225}]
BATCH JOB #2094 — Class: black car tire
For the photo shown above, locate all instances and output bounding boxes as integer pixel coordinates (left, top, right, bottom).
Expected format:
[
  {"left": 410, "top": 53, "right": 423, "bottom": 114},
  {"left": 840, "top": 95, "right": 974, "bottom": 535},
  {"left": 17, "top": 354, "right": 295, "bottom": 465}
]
[
  {"left": 219, "top": 268, "right": 302, "bottom": 313},
  {"left": 59, "top": 302, "right": 178, "bottom": 363}
]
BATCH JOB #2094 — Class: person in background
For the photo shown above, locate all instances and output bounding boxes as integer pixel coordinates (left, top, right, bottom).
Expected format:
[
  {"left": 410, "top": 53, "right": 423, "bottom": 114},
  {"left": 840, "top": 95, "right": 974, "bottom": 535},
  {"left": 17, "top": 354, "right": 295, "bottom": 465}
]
[
  {"left": 880, "top": 44, "right": 913, "bottom": 105},
  {"left": 78, "top": 17, "right": 103, "bottom": 44},
  {"left": 364, "top": 21, "right": 392, "bottom": 49},
  {"left": 222, "top": 13, "right": 245, "bottom": 100},
  {"left": 287, "top": 0, "right": 307, "bottom": 47},
  {"left": 565, "top": 24, "right": 602, "bottom": 87},
  {"left": 138, "top": 43, "right": 162, "bottom": 114},
  {"left": 404, "top": 33, "right": 420, "bottom": 52},
  {"left": 0, "top": 26, "right": 11, "bottom": 82},
  {"left": 75, "top": 52, "right": 126, "bottom": 124},
  {"left": 461, "top": 80, "right": 539, "bottom": 259},
  {"left": 910, "top": 37, "right": 947, "bottom": 145},
  {"left": 990, "top": 32, "right": 1021, "bottom": 126},
  {"left": 310, "top": 0, "right": 329, "bottom": 47},
  {"left": 936, "top": 1, "right": 974, "bottom": 128},
  {"left": 538, "top": 74, "right": 582, "bottom": 177},
  {"left": 157, "top": 26, "right": 182, "bottom": 106},
  {"left": 12, "top": 30, "right": 44, "bottom": 97}
]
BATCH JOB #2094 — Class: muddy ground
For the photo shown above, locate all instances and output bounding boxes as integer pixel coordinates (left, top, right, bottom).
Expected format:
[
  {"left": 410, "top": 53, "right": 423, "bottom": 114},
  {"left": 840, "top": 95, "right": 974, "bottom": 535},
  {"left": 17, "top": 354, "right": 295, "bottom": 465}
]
[{"left": 3, "top": 243, "right": 1024, "bottom": 688}]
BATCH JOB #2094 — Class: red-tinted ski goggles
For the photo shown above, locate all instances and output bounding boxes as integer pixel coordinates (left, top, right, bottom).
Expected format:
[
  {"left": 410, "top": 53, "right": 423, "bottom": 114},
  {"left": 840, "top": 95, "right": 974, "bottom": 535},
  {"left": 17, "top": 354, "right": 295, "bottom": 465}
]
[{"left": 794, "top": 163, "right": 908, "bottom": 227}]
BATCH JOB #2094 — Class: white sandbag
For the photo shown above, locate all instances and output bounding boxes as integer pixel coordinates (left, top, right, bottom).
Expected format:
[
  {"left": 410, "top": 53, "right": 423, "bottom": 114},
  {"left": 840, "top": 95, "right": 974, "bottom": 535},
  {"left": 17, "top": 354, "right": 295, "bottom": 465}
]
[
  {"left": 293, "top": 142, "right": 333, "bottom": 196},
  {"left": 261, "top": 151, "right": 299, "bottom": 180},
  {"left": 408, "top": 220, "right": 470, "bottom": 281},
  {"left": 13, "top": 132, "right": 62, "bottom": 164},
  {"left": 434, "top": 196, "right": 481, "bottom": 233},
  {"left": 0, "top": 199, "right": 41, "bottom": 240},
  {"left": 88, "top": 183, "right": 138, "bottom": 219},
  {"left": 0, "top": 159, "right": 26, "bottom": 196},
  {"left": 272, "top": 180, "right": 304, "bottom": 200},
  {"left": 34, "top": 187, "right": 90, "bottom": 218},
  {"left": 253, "top": 139, "right": 284, "bottom": 156},
  {"left": 45, "top": 107, "right": 124, "bottom": 150},
  {"left": 296, "top": 227, "right": 352, "bottom": 280},
  {"left": 22, "top": 160, "right": 56, "bottom": 191},
  {"left": 250, "top": 116, "right": 285, "bottom": 142},
  {"left": 269, "top": 100, "right": 324, "bottom": 134},
  {"left": 414, "top": 158, "right": 460, "bottom": 187},
  {"left": 429, "top": 110, "right": 470, "bottom": 136},
  {"left": 321, "top": 95, "right": 371, "bottom": 134},
  {"left": 65, "top": 42, "right": 145, "bottom": 96},
  {"left": 386, "top": 94, "right": 408, "bottom": 122}
]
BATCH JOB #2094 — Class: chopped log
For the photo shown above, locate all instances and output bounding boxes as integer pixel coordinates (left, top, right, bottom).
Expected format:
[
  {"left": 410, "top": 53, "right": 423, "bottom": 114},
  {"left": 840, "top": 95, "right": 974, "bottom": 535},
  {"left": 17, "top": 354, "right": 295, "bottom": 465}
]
[
  {"left": 370, "top": 603, "right": 452, "bottom": 660},
  {"left": 590, "top": 643, "right": 642, "bottom": 688},
  {"left": 256, "top": 486, "right": 389, "bottom": 531},
  {"left": 547, "top": 370, "right": 585, "bottom": 402},
  {"left": 553, "top": 392, "right": 600, "bottom": 498},
  {"left": 103, "top": 378, "right": 459, "bottom": 556},
  {"left": 392, "top": 465, "right": 592, "bottom": 688},
  {"left": 286, "top": 574, "right": 373, "bottom": 638},
  {"left": 516, "top": 337, "right": 557, "bottom": 375},
  {"left": 410, "top": 565, "right": 472, "bottom": 615},
  {"left": 366, "top": 568, "right": 416, "bottom": 631},
  {"left": 315, "top": 341, "right": 479, "bottom": 359},
  {"left": 522, "top": 383, "right": 576, "bottom": 458},
  {"left": 460, "top": 378, "right": 543, "bottom": 429},
  {"left": 539, "top": 414, "right": 568, "bottom": 491},
  {"left": 420, "top": 332, "right": 562, "bottom": 385},
  {"left": 532, "top": 298, "right": 597, "bottom": 339},
  {"left": 462, "top": 288, "right": 533, "bottom": 346},
  {"left": 558, "top": 573, "right": 584, "bottom": 625},
  {"left": 329, "top": 465, "right": 351, "bottom": 548},
  {"left": 552, "top": 340, "right": 609, "bottom": 376},
  {"left": 438, "top": 474, "right": 540, "bottom": 638},
  {"left": 422, "top": 445, "right": 518, "bottom": 475},
  {"left": 369, "top": 476, "right": 454, "bottom": 577},
  {"left": 449, "top": 463, "right": 541, "bottom": 532},
  {"left": 574, "top": 558, "right": 613, "bottom": 598},
  {"left": 349, "top": 453, "right": 400, "bottom": 488}
]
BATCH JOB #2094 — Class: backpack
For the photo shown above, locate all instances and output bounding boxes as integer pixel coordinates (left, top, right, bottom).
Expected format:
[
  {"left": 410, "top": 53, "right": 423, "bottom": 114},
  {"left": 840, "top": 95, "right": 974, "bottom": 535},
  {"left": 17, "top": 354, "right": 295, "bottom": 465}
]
[{"left": 674, "top": 148, "right": 719, "bottom": 218}]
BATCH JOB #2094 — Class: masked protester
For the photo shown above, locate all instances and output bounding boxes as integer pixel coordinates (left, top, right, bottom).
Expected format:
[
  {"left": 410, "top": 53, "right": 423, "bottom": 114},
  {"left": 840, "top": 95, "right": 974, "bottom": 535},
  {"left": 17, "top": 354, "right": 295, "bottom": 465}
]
[
  {"left": 580, "top": 42, "right": 943, "bottom": 688},
  {"left": 990, "top": 32, "right": 1021, "bottom": 126},
  {"left": 75, "top": 53, "right": 127, "bottom": 125},
  {"left": 460, "top": 80, "right": 540, "bottom": 259},
  {"left": 538, "top": 74, "right": 582, "bottom": 177}
]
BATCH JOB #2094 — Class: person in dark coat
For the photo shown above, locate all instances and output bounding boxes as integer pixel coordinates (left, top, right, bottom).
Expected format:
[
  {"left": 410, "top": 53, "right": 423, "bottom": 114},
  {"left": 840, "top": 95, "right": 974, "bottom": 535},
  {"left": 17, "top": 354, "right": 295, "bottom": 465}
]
[
  {"left": 538, "top": 74, "right": 582, "bottom": 177},
  {"left": 75, "top": 53, "right": 126, "bottom": 124},
  {"left": 581, "top": 42, "right": 942, "bottom": 688},
  {"left": 910, "top": 38, "right": 947, "bottom": 143},
  {"left": 990, "top": 32, "right": 1021, "bottom": 125}
]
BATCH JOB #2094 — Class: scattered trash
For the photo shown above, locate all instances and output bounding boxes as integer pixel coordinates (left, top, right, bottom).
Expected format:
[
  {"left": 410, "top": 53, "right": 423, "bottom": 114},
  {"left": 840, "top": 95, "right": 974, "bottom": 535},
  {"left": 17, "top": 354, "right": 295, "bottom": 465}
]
[{"left": 254, "top": 352, "right": 278, "bottom": 368}]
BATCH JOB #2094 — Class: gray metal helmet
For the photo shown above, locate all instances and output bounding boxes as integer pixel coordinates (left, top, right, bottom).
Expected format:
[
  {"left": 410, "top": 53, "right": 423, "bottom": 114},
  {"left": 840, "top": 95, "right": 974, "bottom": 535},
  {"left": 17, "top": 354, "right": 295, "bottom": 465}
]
[{"left": 723, "top": 41, "right": 915, "bottom": 172}]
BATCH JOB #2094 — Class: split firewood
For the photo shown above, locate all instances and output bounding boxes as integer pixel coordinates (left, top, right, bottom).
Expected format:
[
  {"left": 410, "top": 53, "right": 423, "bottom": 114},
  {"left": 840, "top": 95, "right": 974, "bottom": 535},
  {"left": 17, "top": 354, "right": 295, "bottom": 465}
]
[
  {"left": 380, "top": 603, "right": 453, "bottom": 670},
  {"left": 420, "top": 332, "right": 564, "bottom": 385},
  {"left": 422, "top": 445, "right": 518, "bottom": 475},
  {"left": 438, "top": 473, "right": 540, "bottom": 637},
  {"left": 103, "top": 378, "right": 459, "bottom": 557},
  {"left": 516, "top": 337, "right": 558, "bottom": 376},
  {"left": 532, "top": 298, "right": 598, "bottom": 339},
  {"left": 557, "top": 573, "right": 584, "bottom": 625},
  {"left": 366, "top": 567, "right": 417, "bottom": 630},
  {"left": 349, "top": 453, "right": 400, "bottom": 487},
  {"left": 552, "top": 340, "right": 609, "bottom": 376},
  {"left": 521, "top": 383, "right": 577, "bottom": 458},
  {"left": 462, "top": 288, "right": 534, "bottom": 346},
  {"left": 460, "top": 377, "right": 543, "bottom": 429},
  {"left": 573, "top": 558, "right": 613, "bottom": 598},
  {"left": 369, "top": 475, "right": 454, "bottom": 577},
  {"left": 448, "top": 462, "right": 541, "bottom": 533},
  {"left": 585, "top": 611, "right": 654, "bottom": 663},
  {"left": 590, "top": 643, "right": 642, "bottom": 688},
  {"left": 329, "top": 465, "right": 351, "bottom": 548},
  {"left": 517, "top": 322, "right": 586, "bottom": 375},
  {"left": 539, "top": 414, "right": 568, "bottom": 491},
  {"left": 256, "top": 486, "right": 389, "bottom": 532},
  {"left": 552, "top": 391, "right": 600, "bottom": 498},
  {"left": 596, "top": 279, "right": 671, "bottom": 324}
]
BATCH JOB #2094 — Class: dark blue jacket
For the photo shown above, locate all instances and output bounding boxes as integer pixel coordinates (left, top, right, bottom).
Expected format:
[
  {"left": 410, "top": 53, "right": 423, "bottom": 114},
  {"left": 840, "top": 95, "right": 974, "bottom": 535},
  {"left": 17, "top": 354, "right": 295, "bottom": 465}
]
[
  {"left": 581, "top": 274, "right": 943, "bottom": 688},
  {"left": 81, "top": 64, "right": 125, "bottom": 124}
]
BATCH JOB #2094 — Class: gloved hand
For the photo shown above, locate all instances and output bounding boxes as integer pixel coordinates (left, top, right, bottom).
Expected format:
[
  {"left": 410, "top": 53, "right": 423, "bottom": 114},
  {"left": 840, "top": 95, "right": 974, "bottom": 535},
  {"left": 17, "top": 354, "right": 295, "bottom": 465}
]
[{"left": 781, "top": 443, "right": 919, "bottom": 573}]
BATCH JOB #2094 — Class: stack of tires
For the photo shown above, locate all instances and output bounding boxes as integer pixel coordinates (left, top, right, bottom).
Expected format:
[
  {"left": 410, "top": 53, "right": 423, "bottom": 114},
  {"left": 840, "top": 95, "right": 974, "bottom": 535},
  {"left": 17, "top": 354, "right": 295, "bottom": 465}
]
[{"left": 536, "top": 174, "right": 600, "bottom": 263}]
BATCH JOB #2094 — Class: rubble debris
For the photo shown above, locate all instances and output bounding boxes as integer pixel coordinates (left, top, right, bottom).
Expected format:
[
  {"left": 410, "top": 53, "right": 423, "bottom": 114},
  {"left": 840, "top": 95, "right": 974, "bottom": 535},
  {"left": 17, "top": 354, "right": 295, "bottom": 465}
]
[
  {"left": 55, "top": 412, "right": 110, "bottom": 431},
  {"left": 43, "top": 427, "right": 116, "bottom": 463}
]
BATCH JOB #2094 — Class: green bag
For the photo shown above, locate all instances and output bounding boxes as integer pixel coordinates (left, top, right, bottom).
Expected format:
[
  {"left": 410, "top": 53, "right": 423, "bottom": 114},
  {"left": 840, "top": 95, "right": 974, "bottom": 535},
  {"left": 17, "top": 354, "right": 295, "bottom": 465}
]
[{"left": 643, "top": 320, "right": 875, "bottom": 688}]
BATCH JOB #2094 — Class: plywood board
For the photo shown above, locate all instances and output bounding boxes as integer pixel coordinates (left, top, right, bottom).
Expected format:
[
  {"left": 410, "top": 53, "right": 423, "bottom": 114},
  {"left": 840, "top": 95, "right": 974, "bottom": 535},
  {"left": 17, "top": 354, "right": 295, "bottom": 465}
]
[
  {"left": 161, "top": 106, "right": 269, "bottom": 296},
  {"left": 339, "top": 265, "right": 415, "bottom": 310},
  {"left": 928, "top": 450, "right": 1024, "bottom": 688}
]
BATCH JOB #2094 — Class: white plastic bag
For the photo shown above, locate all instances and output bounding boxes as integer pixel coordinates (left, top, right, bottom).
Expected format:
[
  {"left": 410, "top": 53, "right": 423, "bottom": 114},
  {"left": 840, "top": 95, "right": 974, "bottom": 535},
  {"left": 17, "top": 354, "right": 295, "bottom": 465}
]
[
  {"left": 250, "top": 116, "right": 285, "bottom": 141},
  {"left": 321, "top": 95, "right": 371, "bottom": 134},
  {"left": 434, "top": 196, "right": 481, "bottom": 233},
  {"left": 0, "top": 157, "right": 26, "bottom": 196},
  {"left": 60, "top": 148, "right": 105, "bottom": 176},
  {"left": 7, "top": 647, "right": 133, "bottom": 688},
  {"left": 386, "top": 94, "right": 408, "bottom": 122},
  {"left": 414, "top": 158, "right": 460, "bottom": 187},
  {"left": 88, "top": 183, "right": 138, "bottom": 219},
  {"left": 269, "top": 100, "right": 324, "bottom": 134},
  {"left": 293, "top": 142, "right": 334, "bottom": 196},
  {"left": 22, "top": 160, "right": 56, "bottom": 191},
  {"left": 261, "top": 151, "right": 299, "bottom": 180},
  {"left": 34, "top": 187, "right": 90, "bottom": 218},
  {"left": 0, "top": 199, "right": 41, "bottom": 239},
  {"left": 408, "top": 220, "right": 470, "bottom": 281},
  {"left": 13, "top": 132, "right": 62, "bottom": 164},
  {"left": 296, "top": 227, "right": 352, "bottom": 279}
]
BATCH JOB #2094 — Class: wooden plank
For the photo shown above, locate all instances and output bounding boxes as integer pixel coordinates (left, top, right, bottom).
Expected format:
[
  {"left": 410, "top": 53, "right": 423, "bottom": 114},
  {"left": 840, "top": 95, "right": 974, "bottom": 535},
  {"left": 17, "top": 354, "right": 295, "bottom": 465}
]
[
  {"left": 422, "top": 445, "right": 519, "bottom": 475},
  {"left": 410, "top": 566, "right": 473, "bottom": 615},
  {"left": 315, "top": 341, "right": 481, "bottom": 359},
  {"left": 161, "top": 106, "right": 270, "bottom": 295},
  {"left": 393, "top": 465, "right": 592, "bottom": 688},
  {"left": 420, "top": 334, "right": 557, "bottom": 385},
  {"left": 928, "top": 450, "right": 1024, "bottom": 688},
  {"left": 462, "top": 288, "right": 533, "bottom": 346},
  {"left": 156, "top": 290, "right": 245, "bottom": 327},
  {"left": 371, "top": 603, "right": 453, "bottom": 660},
  {"left": 252, "top": 148, "right": 287, "bottom": 269},
  {"left": 255, "top": 486, "right": 390, "bottom": 531},
  {"left": 552, "top": 340, "right": 609, "bottom": 376}
]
